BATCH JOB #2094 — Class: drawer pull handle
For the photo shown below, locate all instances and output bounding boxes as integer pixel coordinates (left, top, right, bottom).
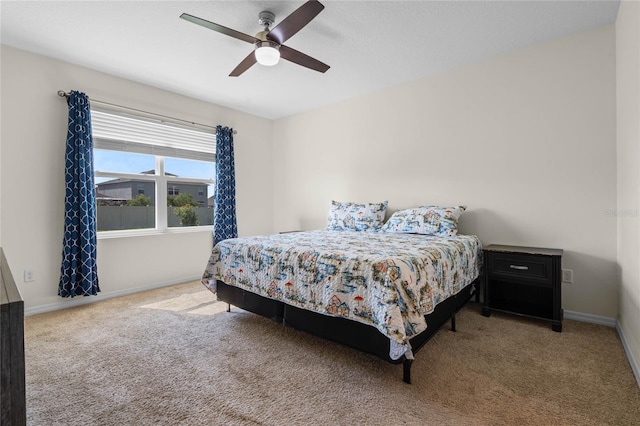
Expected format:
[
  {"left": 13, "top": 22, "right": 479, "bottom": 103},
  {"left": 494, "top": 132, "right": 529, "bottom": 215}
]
[{"left": 510, "top": 265, "right": 529, "bottom": 271}]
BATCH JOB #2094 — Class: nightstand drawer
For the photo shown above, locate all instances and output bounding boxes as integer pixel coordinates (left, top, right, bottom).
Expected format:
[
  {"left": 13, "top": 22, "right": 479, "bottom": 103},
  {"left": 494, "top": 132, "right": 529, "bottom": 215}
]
[{"left": 488, "top": 253, "right": 553, "bottom": 287}]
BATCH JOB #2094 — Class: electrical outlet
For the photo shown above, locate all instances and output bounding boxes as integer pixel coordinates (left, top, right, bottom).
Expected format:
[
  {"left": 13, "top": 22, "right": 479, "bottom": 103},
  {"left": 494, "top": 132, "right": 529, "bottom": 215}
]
[
  {"left": 562, "top": 269, "right": 573, "bottom": 283},
  {"left": 24, "top": 269, "right": 35, "bottom": 282}
]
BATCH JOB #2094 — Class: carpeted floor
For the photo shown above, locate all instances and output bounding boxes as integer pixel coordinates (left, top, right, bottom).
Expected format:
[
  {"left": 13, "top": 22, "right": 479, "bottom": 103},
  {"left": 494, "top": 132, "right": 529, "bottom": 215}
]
[{"left": 25, "top": 281, "right": 640, "bottom": 425}]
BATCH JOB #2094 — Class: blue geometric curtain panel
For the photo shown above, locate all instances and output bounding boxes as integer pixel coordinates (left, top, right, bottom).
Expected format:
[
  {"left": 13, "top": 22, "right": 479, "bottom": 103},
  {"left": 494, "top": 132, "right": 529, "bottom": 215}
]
[
  {"left": 58, "top": 91, "right": 100, "bottom": 297},
  {"left": 213, "top": 126, "right": 238, "bottom": 247}
]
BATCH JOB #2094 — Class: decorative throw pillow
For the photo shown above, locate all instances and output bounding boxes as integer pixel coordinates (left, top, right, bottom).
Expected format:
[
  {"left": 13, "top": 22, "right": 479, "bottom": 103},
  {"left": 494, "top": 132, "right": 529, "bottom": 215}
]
[
  {"left": 326, "top": 200, "right": 388, "bottom": 232},
  {"left": 381, "top": 206, "right": 466, "bottom": 237}
]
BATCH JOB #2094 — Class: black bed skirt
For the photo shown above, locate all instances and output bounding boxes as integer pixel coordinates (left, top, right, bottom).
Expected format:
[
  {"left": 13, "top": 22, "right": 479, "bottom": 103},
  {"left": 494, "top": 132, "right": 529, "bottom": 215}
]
[{"left": 216, "top": 280, "right": 476, "bottom": 364}]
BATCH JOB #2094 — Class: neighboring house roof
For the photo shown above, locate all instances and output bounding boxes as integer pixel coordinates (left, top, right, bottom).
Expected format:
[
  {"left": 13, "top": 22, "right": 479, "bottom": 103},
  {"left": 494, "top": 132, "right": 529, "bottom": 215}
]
[
  {"left": 140, "top": 169, "right": 177, "bottom": 177},
  {"left": 95, "top": 191, "right": 126, "bottom": 201},
  {"left": 97, "top": 170, "right": 207, "bottom": 186}
]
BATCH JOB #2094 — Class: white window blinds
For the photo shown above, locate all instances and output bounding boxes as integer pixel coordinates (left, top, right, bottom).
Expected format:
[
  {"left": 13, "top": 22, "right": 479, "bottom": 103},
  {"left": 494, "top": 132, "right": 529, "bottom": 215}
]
[{"left": 91, "top": 109, "right": 216, "bottom": 162}]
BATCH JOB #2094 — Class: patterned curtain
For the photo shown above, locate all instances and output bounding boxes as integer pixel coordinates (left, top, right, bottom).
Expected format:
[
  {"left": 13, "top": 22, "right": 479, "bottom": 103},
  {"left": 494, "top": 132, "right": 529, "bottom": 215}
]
[
  {"left": 58, "top": 91, "right": 100, "bottom": 297},
  {"left": 213, "top": 126, "right": 237, "bottom": 246}
]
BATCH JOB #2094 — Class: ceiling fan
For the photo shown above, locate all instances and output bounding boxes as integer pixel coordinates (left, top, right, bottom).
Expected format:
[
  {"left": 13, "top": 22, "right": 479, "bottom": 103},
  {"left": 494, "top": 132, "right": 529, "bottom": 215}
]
[{"left": 180, "top": 0, "right": 330, "bottom": 77}]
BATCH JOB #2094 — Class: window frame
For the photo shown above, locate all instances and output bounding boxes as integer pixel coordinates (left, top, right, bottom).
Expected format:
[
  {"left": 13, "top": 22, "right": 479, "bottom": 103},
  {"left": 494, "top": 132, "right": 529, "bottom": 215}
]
[{"left": 92, "top": 107, "right": 216, "bottom": 239}]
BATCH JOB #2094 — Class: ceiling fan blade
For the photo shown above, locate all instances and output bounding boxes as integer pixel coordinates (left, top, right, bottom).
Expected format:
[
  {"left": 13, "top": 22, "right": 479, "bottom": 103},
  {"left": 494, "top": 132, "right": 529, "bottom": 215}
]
[
  {"left": 229, "top": 51, "right": 257, "bottom": 77},
  {"left": 180, "top": 13, "right": 259, "bottom": 44},
  {"left": 267, "top": 0, "right": 324, "bottom": 45},
  {"left": 279, "top": 45, "right": 329, "bottom": 73}
]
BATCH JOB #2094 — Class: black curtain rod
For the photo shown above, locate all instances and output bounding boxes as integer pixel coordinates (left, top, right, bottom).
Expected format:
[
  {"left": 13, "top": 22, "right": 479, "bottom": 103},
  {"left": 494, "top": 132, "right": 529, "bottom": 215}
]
[{"left": 57, "top": 90, "right": 236, "bottom": 134}]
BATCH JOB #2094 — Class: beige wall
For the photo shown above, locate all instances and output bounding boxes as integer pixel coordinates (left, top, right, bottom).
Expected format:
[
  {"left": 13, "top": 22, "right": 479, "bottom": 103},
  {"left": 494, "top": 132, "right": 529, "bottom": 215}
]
[
  {"left": 273, "top": 25, "right": 618, "bottom": 318},
  {"left": 616, "top": 0, "right": 640, "bottom": 381},
  {"left": 0, "top": 46, "right": 274, "bottom": 311}
]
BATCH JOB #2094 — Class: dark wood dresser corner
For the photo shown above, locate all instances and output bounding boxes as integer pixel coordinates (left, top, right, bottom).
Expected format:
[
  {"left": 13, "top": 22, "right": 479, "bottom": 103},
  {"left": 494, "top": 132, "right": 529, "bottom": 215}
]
[{"left": 0, "top": 248, "right": 26, "bottom": 426}]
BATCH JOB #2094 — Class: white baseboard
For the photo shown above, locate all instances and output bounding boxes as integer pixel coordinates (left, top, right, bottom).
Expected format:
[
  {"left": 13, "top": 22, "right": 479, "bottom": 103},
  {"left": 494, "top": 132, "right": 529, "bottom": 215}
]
[
  {"left": 24, "top": 275, "right": 202, "bottom": 316},
  {"left": 563, "top": 310, "right": 617, "bottom": 327},
  {"left": 616, "top": 322, "right": 640, "bottom": 389},
  {"left": 564, "top": 309, "right": 639, "bottom": 389}
]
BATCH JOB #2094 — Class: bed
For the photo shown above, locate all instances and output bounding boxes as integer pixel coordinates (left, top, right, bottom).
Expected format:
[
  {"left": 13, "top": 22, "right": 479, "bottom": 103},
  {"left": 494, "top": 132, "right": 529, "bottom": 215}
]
[{"left": 202, "top": 226, "right": 483, "bottom": 383}]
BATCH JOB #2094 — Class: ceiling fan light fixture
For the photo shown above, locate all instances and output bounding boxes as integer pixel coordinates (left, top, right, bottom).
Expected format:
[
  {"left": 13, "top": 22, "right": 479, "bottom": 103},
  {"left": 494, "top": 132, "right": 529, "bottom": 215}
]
[
  {"left": 255, "top": 41, "right": 280, "bottom": 66},
  {"left": 181, "top": 1, "right": 329, "bottom": 77}
]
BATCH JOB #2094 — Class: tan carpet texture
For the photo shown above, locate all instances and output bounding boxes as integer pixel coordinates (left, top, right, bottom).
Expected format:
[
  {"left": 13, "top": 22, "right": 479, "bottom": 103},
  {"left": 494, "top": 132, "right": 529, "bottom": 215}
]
[{"left": 25, "top": 281, "right": 640, "bottom": 425}]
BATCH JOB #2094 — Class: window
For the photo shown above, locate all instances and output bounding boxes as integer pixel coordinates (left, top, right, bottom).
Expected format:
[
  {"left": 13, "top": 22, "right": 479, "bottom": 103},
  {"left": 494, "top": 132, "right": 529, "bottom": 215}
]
[
  {"left": 92, "top": 108, "right": 215, "bottom": 234},
  {"left": 168, "top": 185, "right": 179, "bottom": 196}
]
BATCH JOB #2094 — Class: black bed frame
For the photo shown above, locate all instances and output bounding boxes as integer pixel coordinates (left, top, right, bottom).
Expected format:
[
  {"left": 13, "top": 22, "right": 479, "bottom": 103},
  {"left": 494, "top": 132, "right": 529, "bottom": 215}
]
[{"left": 216, "top": 279, "right": 478, "bottom": 383}]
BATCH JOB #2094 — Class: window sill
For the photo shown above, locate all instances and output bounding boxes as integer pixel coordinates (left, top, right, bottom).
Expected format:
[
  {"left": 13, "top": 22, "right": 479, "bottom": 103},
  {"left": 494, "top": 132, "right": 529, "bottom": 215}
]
[{"left": 97, "top": 226, "right": 211, "bottom": 240}]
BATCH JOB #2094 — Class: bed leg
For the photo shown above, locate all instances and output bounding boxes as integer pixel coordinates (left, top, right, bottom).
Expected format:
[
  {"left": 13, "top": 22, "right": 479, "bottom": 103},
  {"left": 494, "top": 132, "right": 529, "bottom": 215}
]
[
  {"left": 403, "top": 359, "right": 412, "bottom": 384},
  {"left": 451, "top": 312, "right": 456, "bottom": 332},
  {"left": 226, "top": 303, "right": 231, "bottom": 313}
]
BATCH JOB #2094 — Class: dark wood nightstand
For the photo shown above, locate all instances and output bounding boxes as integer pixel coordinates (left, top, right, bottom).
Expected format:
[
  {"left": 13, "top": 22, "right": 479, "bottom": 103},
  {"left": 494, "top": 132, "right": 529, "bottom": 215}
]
[{"left": 481, "top": 244, "right": 563, "bottom": 332}]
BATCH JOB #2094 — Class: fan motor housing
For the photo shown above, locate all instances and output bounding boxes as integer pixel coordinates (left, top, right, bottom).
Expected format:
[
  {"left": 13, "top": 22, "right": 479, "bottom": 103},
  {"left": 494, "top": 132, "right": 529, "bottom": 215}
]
[{"left": 255, "top": 30, "right": 273, "bottom": 42}]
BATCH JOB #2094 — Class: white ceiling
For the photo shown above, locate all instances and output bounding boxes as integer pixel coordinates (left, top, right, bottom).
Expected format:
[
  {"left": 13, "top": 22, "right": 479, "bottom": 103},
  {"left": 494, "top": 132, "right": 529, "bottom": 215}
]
[{"left": 1, "top": 1, "right": 620, "bottom": 120}]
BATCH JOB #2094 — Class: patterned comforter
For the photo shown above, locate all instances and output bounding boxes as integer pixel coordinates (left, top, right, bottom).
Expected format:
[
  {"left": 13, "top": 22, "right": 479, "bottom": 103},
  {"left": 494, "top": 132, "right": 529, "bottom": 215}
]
[{"left": 202, "top": 230, "right": 482, "bottom": 358}]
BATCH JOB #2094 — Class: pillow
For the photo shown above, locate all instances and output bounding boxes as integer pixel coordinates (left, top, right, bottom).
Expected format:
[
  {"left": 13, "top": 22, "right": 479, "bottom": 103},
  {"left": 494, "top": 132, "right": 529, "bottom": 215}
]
[
  {"left": 326, "top": 200, "right": 388, "bottom": 232},
  {"left": 381, "top": 206, "right": 466, "bottom": 237}
]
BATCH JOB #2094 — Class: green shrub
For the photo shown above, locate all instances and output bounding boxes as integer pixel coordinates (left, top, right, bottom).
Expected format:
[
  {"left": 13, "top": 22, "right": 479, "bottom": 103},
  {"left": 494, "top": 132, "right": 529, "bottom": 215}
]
[
  {"left": 126, "top": 194, "right": 151, "bottom": 206},
  {"left": 167, "top": 193, "right": 198, "bottom": 207},
  {"left": 175, "top": 205, "right": 199, "bottom": 226}
]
